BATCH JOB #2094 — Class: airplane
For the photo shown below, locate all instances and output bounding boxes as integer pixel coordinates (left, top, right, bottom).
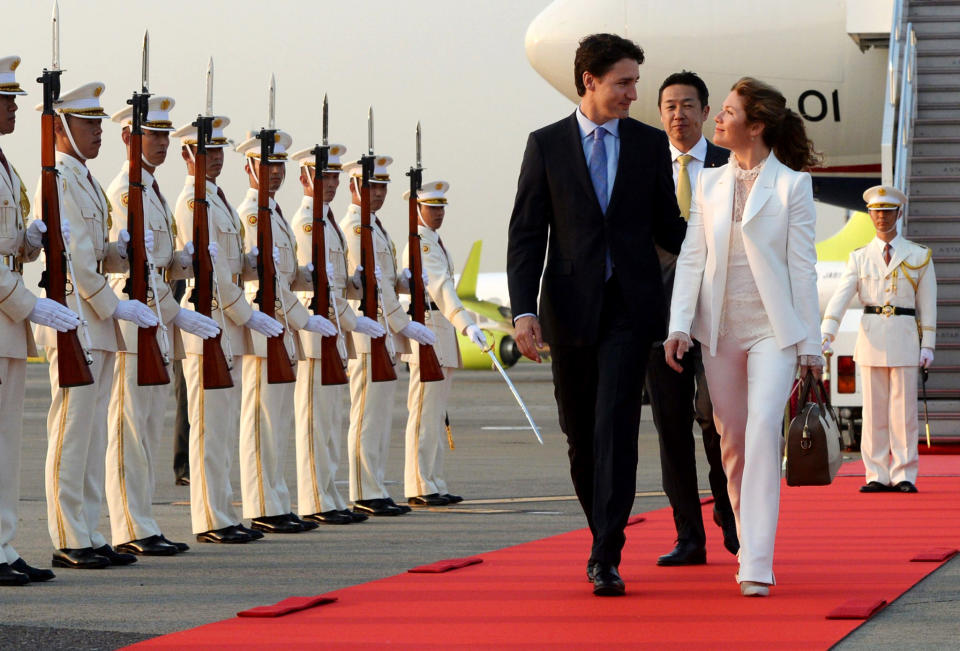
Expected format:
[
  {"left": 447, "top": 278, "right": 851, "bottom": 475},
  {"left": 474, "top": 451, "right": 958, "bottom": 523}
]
[{"left": 523, "top": 0, "right": 888, "bottom": 211}]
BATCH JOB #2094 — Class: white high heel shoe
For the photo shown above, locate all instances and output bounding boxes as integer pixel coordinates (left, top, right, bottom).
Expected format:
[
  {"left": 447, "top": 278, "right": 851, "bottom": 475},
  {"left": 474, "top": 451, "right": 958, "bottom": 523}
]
[{"left": 740, "top": 581, "right": 771, "bottom": 597}]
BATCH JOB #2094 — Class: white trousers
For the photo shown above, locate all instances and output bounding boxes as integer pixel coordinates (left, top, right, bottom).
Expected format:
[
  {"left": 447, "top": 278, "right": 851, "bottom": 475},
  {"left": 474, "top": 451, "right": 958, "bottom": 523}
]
[
  {"left": 294, "top": 358, "right": 348, "bottom": 515},
  {"left": 184, "top": 353, "right": 242, "bottom": 534},
  {"left": 347, "top": 354, "right": 397, "bottom": 502},
  {"left": 404, "top": 360, "right": 452, "bottom": 498},
  {"left": 105, "top": 352, "right": 168, "bottom": 544},
  {"left": 45, "top": 347, "right": 114, "bottom": 550},
  {"left": 701, "top": 335, "right": 796, "bottom": 585},
  {"left": 239, "top": 356, "right": 295, "bottom": 519},
  {"left": 861, "top": 365, "right": 920, "bottom": 485},
  {"left": 0, "top": 358, "right": 26, "bottom": 563}
]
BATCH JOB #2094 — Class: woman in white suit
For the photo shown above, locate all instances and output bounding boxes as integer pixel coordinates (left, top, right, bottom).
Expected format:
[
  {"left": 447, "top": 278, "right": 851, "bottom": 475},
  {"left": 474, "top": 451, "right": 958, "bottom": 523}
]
[{"left": 664, "top": 78, "right": 822, "bottom": 597}]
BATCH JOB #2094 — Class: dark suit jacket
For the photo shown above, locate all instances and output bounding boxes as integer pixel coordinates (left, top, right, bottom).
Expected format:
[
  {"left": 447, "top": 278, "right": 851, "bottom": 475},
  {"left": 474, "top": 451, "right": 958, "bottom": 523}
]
[{"left": 507, "top": 112, "right": 686, "bottom": 347}]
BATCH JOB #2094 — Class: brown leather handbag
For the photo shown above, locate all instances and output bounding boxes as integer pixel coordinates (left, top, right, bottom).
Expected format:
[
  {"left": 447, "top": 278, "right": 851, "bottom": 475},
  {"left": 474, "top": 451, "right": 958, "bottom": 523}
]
[{"left": 785, "top": 375, "right": 843, "bottom": 486}]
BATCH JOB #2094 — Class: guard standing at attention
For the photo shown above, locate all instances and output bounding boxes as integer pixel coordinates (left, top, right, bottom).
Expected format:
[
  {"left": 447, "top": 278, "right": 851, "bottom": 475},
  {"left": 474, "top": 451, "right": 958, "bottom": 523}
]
[{"left": 822, "top": 185, "right": 937, "bottom": 493}]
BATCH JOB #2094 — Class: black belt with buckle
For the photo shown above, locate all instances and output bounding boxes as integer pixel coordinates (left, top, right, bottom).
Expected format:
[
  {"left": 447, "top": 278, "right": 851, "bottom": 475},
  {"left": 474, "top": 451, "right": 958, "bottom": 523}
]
[{"left": 864, "top": 305, "right": 915, "bottom": 317}]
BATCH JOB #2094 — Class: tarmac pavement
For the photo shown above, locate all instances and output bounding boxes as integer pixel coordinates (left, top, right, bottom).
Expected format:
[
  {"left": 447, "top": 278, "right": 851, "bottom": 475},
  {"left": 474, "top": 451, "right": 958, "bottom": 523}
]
[{"left": 0, "top": 362, "right": 956, "bottom": 649}]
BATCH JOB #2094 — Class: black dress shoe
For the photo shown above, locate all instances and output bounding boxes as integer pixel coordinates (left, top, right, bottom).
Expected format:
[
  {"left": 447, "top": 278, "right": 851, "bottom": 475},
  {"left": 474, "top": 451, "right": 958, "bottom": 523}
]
[
  {"left": 175, "top": 476, "right": 190, "bottom": 486},
  {"left": 592, "top": 564, "right": 625, "bottom": 596},
  {"left": 657, "top": 540, "right": 707, "bottom": 566},
  {"left": 385, "top": 498, "right": 412, "bottom": 514},
  {"left": 51, "top": 548, "right": 110, "bottom": 569},
  {"left": 251, "top": 514, "right": 304, "bottom": 534},
  {"left": 0, "top": 563, "right": 30, "bottom": 586},
  {"left": 442, "top": 493, "right": 463, "bottom": 504},
  {"left": 287, "top": 513, "right": 319, "bottom": 531},
  {"left": 93, "top": 545, "right": 138, "bottom": 566},
  {"left": 340, "top": 509, "right": 368, "bottom": 523},
  {"left": 860, "top": 481, "right": 892, "bottom": 493},
  {"left": 586, "top": 560, "right": 600, "bottom": 583},
  {"left": 196, "top": 526, "right": 251, "bottom": 544},
  {"left": 10, "top": 558, "right": 55, "bottom": 583},
  {"left": 407, "top": 493, "right": 450, "bottom": 507},
  {"left": 235, "top": 524, "right": 264, "bottom": 540},
  {"left": 160, "top": 534, "right": 189, "bottom": 553},
  {"left": 116, "top": 535, "right": 178, "bottom": 556},
  {"left": 713, "top": 507, "right": 740, "bottom": 555},
  {"left": 353, "top": 499, "right": 403, "bottom": 516},
  {"left": 895, "top": 480, "right": 918, "bottom": 493},
  {"left": 304, "top": 510, "right": 353, "bottom": 525}
]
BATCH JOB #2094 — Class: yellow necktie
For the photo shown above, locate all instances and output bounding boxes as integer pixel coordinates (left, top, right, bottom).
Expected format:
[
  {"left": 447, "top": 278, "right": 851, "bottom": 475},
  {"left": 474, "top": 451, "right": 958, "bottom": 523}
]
[{"left": 676, "top": 154, "right": 693, "bottom": 221}]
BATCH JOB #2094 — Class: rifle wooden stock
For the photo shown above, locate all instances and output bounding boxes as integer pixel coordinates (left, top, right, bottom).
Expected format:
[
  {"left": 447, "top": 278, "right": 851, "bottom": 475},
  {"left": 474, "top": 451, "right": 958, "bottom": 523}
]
[
  {"left": 126, "top": 99, "right": 170, "bottom": 386},
  {"left": 359, "top": 160, "right": 397, "bottom": 383},
  {"left": 38, "top": 76, "right": 93, "bottom": 388},
  {"left": 407, "top": 170, "right": 444, "bottom": 382},
  {"left": 255, "top": 140, "right": 296, "bottom": 385},
  {"left": 189, "top": 123, "right": 233, "bottom": 390},
  {"left": 310, "top": 158, "right": 348, "bottom": 386}
]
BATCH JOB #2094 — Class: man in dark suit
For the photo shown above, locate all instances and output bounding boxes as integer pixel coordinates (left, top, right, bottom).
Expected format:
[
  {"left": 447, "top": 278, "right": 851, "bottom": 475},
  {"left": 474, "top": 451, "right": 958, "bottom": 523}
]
[
  {"left": 646, "top": 71, "right": 738, "bottom": 568},
  {"left": 507, "top": 33, "right": 686, "bottom": 596}
]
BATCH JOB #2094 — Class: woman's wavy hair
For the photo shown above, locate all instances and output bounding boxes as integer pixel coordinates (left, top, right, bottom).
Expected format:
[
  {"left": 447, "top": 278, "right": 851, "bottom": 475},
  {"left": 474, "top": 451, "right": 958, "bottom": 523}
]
[{"left": 732, "top": 77, "right": 822, "bottom": 171}]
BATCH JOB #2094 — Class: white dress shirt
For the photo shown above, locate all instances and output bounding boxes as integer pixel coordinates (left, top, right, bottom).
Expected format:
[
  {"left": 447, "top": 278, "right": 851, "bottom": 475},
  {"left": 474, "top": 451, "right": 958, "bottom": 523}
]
[{"left": 668, "top": 135, "right": 708, "bottom": 189}]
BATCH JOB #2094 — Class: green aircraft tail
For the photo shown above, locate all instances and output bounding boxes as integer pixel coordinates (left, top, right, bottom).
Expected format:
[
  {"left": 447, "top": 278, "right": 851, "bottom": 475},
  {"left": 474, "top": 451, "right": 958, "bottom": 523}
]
[{"left": 456, "top": 240, "right": 482, "bottom": 299}]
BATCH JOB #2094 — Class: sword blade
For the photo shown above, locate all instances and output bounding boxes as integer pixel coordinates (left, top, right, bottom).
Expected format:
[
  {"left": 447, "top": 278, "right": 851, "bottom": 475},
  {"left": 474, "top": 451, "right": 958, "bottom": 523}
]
[
  {"left": 921, "top": 368, "right": 931, "bottom": 448},
  {"left": 52, "top": 0, "right": 61, "bottom": 70},
  {"left": 268, "top": 73, "right": 276, "bottom": 128},
  {"left": 141, "top": 30, "right": 149, "bottom": 92},
  {"left": 486, "top": 350, "right": 543, "bottom": 444},
  {"left": 322, "top": 94, "right": 328, "bottom": 145},
  {"left": 205, "top": 57, "right": 214, "bottom": 115}
]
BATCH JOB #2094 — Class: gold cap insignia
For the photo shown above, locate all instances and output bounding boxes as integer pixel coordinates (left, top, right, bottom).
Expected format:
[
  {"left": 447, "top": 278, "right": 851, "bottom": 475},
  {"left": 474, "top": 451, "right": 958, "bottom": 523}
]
[
  {"left": 274, "top": 133, "right": 281, "bottom": 143},
  {"left": 878, "top": 188, "right": 886, "bottom": 196},
  {"left": 434, "top": 183, "right": 443, "bottom": 190},
  {"left": 376, "top": 157, "right": 386, "bottom": 166},
  {"left": 160, "top": 99, "right": 171, "bottom": 110},
  {"left": 213, "top": 118, "right": 223, "bottom": 127},
  {"left": 121, "top": 193, "right": 129, "bottom": 207},
  {"left": 93, "top": 85, "right": 103, "bottom": 97},
  {"left": 10, "top": 59, "right": 19, "bottom": 71},
  {"left": 248, "top": 215, "right": 257, "bottom": 225},
  {"left": 353, "top": 225, "right": 362, "bottom": 235},
  {"left": 303, "top": 224, "right": 312, "bottom": 233},
  {"left": 331, "top": 145, "right": 343, "bottom": 155}
]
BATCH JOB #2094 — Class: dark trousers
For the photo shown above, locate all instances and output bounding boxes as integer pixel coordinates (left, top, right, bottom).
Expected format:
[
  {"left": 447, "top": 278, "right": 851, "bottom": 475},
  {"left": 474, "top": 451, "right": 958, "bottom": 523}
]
[
  {"left": 645, "top": 340, "right": 732, "bottom": 546},
  {"left": 172, "top": 280, "right": 190, "bottom": 481},
  {"left": 550, "top": 280, "right": 651, "bottom": 566}
]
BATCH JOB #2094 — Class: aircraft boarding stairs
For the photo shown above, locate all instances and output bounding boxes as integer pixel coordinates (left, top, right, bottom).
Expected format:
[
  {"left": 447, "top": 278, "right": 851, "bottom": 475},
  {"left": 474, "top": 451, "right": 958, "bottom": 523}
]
[{"left": 886, "top": 0, "right": 960, "bottom": 439}]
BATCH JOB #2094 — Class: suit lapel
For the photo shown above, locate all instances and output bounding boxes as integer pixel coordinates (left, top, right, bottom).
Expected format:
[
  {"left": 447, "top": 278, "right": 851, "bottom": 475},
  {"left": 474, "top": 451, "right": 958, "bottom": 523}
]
[
  {"left": 566, "top": 113, "right": 604, "bottom": 216},
  {"left": 740, "top": 156, "right": 777, "bottom": 226},
  {"left": 704, "top": 141, "right": 729, "bottom": 168},
  {"left": 711, "top": 166, "right": 735, "bottom": 274}
]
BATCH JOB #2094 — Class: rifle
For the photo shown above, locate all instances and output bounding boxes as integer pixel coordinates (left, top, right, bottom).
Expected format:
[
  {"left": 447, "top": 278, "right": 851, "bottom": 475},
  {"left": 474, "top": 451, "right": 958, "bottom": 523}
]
[
  {"left": 310, "top": 136, "right": 348, "bottom": 386},
  {"left": 188, "top": 114, "right": 233, "bottom": 389},
  {"left": 255, "top": 128, "right": 296, "bottom": 384},
  {"left": 406, "top": 122, "right": 444, "bottom": 382},
  {"left": 358, "top": 108, "right": 397, "bottom": 382},
  {"left": 124, "top": 88, "right": 170, "bottom": 386},
  {"left": 36, "top": 41, "right": 94, "bottom": 387}
]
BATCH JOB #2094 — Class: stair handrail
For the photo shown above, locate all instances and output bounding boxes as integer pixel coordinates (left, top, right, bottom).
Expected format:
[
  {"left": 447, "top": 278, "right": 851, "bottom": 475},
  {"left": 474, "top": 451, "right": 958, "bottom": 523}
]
[
  {"left": 881, "top": 0, "right": 907, "bottom": 186},
  {"left": 894, "top": 23, "right": 918, "bottom": 220}
]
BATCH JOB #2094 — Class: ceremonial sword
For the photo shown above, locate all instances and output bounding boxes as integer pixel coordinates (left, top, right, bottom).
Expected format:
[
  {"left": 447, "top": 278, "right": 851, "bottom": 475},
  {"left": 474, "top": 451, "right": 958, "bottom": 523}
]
[
  {"left": 483, "top": 344, "right": 543, "bottom": 445},
  {"left": 921, "top": 367, "right": 931, "bottom": 448}
]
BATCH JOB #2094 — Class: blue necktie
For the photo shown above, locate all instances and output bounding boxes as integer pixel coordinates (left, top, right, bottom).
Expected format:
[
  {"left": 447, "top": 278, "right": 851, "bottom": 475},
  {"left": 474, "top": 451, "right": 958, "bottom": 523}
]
[{"left": 589, "top": 126, "right": 613, "bottom": 279}]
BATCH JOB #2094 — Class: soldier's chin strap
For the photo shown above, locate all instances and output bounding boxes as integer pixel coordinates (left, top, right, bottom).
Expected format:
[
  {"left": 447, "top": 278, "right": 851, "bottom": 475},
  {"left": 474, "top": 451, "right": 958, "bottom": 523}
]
[{"left": 59, "top": 113, "right": 87, "bottom": 161}]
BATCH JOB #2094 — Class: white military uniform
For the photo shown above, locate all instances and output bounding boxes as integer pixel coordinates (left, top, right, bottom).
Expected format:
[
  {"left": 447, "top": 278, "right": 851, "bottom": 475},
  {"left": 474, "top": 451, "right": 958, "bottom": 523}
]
[
  {"left": 236, "top": 131, "right": 311, "bottom": 520},
  {"left": 172, "top": 112, "right": 254, "bottom": 534},
  {"left": 341, "top": 157, "right": 411, "bottom": 502},
  {"left": 104, "top": 97, "right": 191, "bottom": 545},
  {"left": 33, "top": 83, "right": 129, "bottom": 551},
  {"left": 400, "top": 183, "right": 476, "bottom": 498},
  {"left": 822, "top": 195, "right": 937, "bottom": 486},
  {"left": 0, "top": 57, "right": 44, "bottom": 565}
]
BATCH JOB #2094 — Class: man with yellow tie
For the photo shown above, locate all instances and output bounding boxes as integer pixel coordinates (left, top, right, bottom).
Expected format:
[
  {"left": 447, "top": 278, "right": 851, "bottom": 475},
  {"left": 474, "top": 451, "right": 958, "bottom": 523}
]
[{"left": 646, "top": 71, "right": 737, "bottom": 568}]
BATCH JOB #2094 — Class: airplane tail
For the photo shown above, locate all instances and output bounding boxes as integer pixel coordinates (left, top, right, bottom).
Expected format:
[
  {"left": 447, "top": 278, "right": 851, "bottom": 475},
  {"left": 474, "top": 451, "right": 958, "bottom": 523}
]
[{"left": 456, "top": 240, "right": 482, "bottom": 299}]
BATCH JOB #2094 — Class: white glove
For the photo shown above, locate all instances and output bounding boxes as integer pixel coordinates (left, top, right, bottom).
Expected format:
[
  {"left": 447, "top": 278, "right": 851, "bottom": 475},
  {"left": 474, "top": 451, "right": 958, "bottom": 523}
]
[
  {"left": 28, "top": 297, "right": 80, "bottom": 332},
  {"left": 245, "top": 310, "right": 283, "bottom": 337},
  {"left": 399, "top": 268, "right": 412, "bottom": 292},
  {"left": 920, "top": 348, "right": 934, "bottom": 369},
  {"left": 174, "top": 308, "right": 220, "bottom": 339},
  {"left": 305, "top": 314, "right": 337, "bottom": 336},
  {"left": 26, "top": 220, "right": 46, "bottom": 249},
  {"left": 351, "top": 264, "right": 383, "bottom": 288},
  {"left": 175, "top": 241, "right": 195, "bottom": 268},
  {"left": 144, "top": 229, "right": 155, "bottom": 254},
  {"left": 113, "top": 299, "right": 158, "bottom": 327},
  {"left": 273, "top": 246, "right": 280, "bottom": 265},
  {"left": 118, "top": 229, "right": 131, "bottom": 258},
  {"left": 245, "top": 246, "right": 259, "bottom": 269},
  {"left": 400, "top": 321, "right": 436, "bottom": 346},
  {"left": 208, "top": 242, "right": 218, "bottom": 263},
  {"left": 326, "top": 262, "right": 335, "bottom": 279},
  {"left": 61, "top": 218, "right": 71, "bottom": 246},
  {"left": 466, "top": 324, "right": 487, "bottom": 350},
  {"left": 821, "top": 333, "right": 834, "bottom": 356},
  {"left": 354, "top": 315, "right": 385, "bottom": 338}
]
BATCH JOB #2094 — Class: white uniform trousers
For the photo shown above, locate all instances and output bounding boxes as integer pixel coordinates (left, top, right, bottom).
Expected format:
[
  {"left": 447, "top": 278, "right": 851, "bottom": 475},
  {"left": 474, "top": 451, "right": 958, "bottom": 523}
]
[
  {"left": 105, "top": 352, "right": 168, "bottom": 545},
  {"left": 45, "top": 347, "right": 114, "bottom": 550},
  {"left": 184, "top": 353, "right": 242, "bottom": 534},
  {"left": 701, "top": 335, "right": 796, "bottom": 585},
  {"left": 0, "top": 358, "right": 27, "bottom": 563},
  {"left": 347, "top": 353, "right": 397, "bottom": 502},
  {"left": 861, "top": 365, "right": 920, "bottom": 485},
  {"left": 404, "top": 360, "right": 453, "bottom": 498},
  {"left": 239, "top": 356, "right": 295, "bottom": 519},
  {"left": 294, "top": 359, "right": 348, "bottom": 515}
]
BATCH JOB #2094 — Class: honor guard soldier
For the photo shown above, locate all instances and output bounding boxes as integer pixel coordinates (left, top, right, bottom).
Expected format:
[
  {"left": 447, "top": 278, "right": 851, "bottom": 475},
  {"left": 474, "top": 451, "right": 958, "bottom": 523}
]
[
  {"left": 171, "top": 116, "right": 281, "bottom": 544},
  {"left": 235, "top": 130, "right": 337, "bottom": 534},
  {"left": 340, "top": 156, "right": 435, "bottom": 516},
  {"left": 33, "top": 81, "right": 160, "bottom": 569},
  {"left": 400, "top": 181, "right": 487, "bottom": 506},
  {"left": 290, "top": 145, "right": 383, "bottom": 525},
  {"left": 104, "top": 96, "right": 219, "bottom": 556},
  {"left": 0, "top": 55, "right": 80, "bottom": 585},
  {"left": 822, "top": 185, "right": 937, "bottom": 493}
]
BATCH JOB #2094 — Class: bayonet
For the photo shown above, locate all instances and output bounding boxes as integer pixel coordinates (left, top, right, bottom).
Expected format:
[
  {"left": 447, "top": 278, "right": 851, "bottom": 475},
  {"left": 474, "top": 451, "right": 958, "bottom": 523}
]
[
  {"left": 52, "top": 1, "right": 61, "bottom": 71},
  {"left": 416, "top": 121, "right": 422, "bottom": 169},
  {"left": 367, "top": 106, "right": 374, "bottom": 155},
  {"left": 205, "top": 57, "right": 214, "bottom": 116},
  {"left": 321, "top": 94, "right": 328, "bottom": 146},
  {"left": 141, "top": 30, "right": 149, "bottom": 92},
  {"left": 268, "top": 73, "right": 276, "bottom": 129}
]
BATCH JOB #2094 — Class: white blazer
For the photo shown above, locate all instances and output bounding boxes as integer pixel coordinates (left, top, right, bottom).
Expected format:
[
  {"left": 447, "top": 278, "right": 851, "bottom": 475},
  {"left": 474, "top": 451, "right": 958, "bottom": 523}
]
[{"left": 668, "top": 153, "right": 820, "bottom": 357}]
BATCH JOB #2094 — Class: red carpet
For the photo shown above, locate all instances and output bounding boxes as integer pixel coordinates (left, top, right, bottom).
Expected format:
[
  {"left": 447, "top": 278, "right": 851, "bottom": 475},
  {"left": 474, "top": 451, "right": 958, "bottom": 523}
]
[{"left": 131, "top": 457, "right": 960, "bottom": 649}]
